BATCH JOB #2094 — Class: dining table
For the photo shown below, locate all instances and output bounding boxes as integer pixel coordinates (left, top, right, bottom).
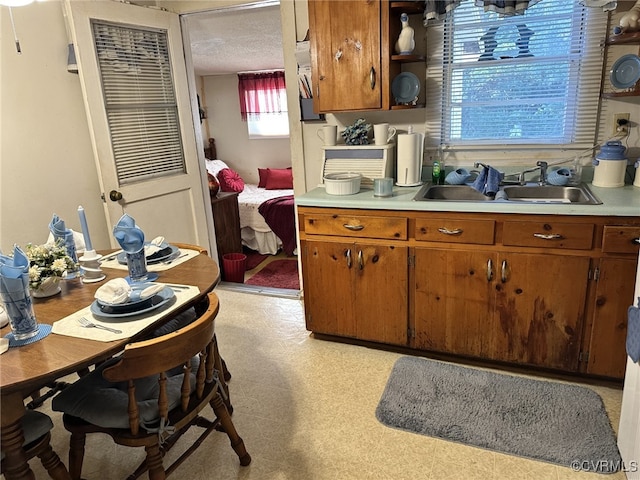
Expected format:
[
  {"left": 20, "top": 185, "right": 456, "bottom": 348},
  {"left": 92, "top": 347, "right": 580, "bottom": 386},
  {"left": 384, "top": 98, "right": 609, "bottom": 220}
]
[{"left": 0, "top": 247, "right": 220, "bottom": 480}]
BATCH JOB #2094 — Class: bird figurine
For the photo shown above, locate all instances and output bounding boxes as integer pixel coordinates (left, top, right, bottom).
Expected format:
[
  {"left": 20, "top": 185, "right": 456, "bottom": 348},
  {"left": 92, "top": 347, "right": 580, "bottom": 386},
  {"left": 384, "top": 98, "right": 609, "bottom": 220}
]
[{"left": 395, "top": 13, "right": 415, "bottom": 55}]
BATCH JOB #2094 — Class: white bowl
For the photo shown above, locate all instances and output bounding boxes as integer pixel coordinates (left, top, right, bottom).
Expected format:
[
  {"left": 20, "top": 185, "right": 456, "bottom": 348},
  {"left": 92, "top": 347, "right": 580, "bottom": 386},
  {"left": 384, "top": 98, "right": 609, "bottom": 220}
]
[{"left": 323, "top": 172, "right": 362, "bottom": 195}]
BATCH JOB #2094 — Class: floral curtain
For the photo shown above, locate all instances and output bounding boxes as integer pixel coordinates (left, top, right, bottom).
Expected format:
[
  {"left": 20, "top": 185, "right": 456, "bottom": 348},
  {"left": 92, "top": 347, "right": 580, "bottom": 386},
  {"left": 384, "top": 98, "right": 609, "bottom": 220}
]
[
  {"left": 424, "top": 0, "right": 617, "bottom": 24},
  {"left": 237, "top": 71, "right": 286, "bottom": 121}
]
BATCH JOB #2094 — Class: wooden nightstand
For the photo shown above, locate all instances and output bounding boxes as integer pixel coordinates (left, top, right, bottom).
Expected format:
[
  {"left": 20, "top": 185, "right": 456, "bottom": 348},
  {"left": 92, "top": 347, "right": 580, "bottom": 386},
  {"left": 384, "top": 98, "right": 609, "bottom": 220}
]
[{"left": 210, "top": 192, "right": 242, "bottom": 264}]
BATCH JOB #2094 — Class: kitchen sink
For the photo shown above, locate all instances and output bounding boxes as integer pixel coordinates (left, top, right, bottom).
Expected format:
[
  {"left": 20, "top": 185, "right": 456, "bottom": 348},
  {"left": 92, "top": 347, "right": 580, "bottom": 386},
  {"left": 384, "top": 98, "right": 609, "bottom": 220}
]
[
  {"left": 413, "top": 183, "right": 602, "bottom": 205},
  {"left": 414, "top": 184, "right": 495, "bottom": 201},
  {"left": 501, "top": 184, "right": 602, "bottom": 205}
]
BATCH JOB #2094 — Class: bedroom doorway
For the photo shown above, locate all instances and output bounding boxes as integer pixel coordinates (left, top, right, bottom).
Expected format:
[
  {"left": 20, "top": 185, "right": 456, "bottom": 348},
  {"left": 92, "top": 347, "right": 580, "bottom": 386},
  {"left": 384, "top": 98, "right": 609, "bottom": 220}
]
[{"left": 182, "top": 2, "right": 299, "bottom": 297}]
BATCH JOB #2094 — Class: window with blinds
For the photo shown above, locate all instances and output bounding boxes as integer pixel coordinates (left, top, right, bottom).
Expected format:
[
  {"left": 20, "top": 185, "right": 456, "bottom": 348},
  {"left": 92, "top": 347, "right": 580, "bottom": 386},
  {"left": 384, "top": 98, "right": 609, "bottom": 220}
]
[
  {"left": 92, "top": 22, "right": 185, "bottom": 186},
  {"left": 427, "top": 0, "right": 607, "bottom": 149}
]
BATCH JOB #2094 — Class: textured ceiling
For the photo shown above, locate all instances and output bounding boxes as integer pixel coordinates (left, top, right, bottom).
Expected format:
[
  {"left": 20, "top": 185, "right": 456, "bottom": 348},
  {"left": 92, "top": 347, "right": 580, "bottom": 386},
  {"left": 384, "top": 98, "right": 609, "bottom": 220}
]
[{"left": 185, "top": 4, "right": 284, "bottom": 76}]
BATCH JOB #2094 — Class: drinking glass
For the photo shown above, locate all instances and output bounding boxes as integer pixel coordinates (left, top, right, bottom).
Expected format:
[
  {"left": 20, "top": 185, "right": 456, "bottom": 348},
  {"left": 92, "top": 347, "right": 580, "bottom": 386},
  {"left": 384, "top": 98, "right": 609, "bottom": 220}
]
[{"left": 126, "top": 249, "right": 149, "bottom": 283}]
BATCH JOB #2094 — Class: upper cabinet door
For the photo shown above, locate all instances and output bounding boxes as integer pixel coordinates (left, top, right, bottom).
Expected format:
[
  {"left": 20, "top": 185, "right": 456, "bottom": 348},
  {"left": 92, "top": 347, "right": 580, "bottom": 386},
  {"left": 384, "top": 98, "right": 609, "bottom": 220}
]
[{"left": 309, "top": 0, "right": 382, "bottom": 112}]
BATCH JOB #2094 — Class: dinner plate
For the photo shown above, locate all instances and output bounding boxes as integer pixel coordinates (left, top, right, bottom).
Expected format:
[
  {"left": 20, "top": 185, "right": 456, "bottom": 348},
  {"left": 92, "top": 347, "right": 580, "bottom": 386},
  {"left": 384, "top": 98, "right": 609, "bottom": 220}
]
[
  {"left": 90, "top": 287, "right": 175, "bottom": 318},
  {"left": 117, "top": 245, "right": 179, "bottom": 265},
  {"left": 610, "top": 54, "right": 640, "bottom": 89},
  {"left": 392, "top": 72, "right": 420, "bottom": 103},
  {"left": 96, "top": 282, "right": 160, "bottom": 310}
]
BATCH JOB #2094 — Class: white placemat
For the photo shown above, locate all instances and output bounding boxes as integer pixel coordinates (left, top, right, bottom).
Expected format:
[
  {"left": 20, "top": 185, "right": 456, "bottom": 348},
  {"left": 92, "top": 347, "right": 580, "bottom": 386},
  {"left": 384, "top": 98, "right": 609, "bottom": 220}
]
[
  {"left": 99, "top": 248, "right": 200, "bottom": 272},
  {"left": 51, "top": 285, "right": 200, "bottom": 342}
]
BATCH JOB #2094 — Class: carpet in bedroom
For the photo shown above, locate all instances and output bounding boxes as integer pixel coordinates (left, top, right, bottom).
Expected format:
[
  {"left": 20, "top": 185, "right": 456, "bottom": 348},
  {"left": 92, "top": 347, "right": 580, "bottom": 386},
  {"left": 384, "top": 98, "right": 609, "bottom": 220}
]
[
  {"left": 245, "top": 259, "right": 299, "bottom": 290},
  {"left": 243, "top": 247, "right": 269, "bottom": 271},
  {"left": 375, "top": 357, "right": 622, "bottom": 474}
]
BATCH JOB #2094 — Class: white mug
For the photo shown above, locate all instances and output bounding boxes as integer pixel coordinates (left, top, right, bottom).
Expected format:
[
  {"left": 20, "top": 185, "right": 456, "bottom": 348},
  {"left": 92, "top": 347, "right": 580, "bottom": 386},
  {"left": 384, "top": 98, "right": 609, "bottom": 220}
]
[
  {"left": 374, "top": 123, "right": 397, "bottom": 145},
  {"left": 317, "top": 125, "right": 338, "bottom": 146}
]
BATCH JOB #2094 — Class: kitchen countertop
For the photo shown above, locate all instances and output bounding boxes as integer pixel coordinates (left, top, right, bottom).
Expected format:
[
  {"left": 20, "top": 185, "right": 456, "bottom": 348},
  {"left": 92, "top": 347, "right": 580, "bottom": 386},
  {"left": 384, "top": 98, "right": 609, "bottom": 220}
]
[{"left": 296, "top": 183, "right": 640, "bottom": 217}]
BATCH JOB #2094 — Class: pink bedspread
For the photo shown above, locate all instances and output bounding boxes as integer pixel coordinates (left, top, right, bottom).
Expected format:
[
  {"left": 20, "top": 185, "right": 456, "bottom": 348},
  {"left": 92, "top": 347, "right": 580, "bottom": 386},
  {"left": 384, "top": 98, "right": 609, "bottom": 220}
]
[{"left": 258, "top": 195, "right": 296, "bottom": 256}]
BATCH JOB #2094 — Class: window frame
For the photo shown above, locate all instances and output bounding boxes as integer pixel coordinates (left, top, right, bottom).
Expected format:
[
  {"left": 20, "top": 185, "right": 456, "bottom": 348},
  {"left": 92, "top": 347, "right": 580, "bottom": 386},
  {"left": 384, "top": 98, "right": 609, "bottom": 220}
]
[{"left": 424, "top": 0, "right": 608, "bottom": 163}]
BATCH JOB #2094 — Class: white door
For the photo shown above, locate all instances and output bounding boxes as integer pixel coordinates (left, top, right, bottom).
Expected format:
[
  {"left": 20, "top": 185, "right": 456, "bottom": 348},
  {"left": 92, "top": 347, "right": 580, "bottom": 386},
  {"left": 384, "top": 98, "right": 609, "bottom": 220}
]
[{"left": 65, "top": 0, "right": 213, "bottom": 252}]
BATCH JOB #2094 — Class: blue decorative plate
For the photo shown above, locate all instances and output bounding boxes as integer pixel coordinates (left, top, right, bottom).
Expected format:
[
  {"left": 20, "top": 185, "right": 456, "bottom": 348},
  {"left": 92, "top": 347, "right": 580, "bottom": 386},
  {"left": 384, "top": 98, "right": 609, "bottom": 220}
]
[
  {"left": 392, "top": 72, "right": 420, "bottom": 103},
  {"left": 96, "top": 282, "right": 159, "bottom": 310},
  {"left": 610, "top": 54, "right": 640, "bottom": 89},
  {"left": 90, "top": 287, "right": 175, "bottom": 318}
]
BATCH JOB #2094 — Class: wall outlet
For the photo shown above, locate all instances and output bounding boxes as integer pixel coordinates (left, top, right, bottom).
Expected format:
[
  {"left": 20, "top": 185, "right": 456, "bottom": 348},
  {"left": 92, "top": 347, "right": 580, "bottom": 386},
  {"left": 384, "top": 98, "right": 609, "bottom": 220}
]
[{"left": 613, "top": 112, "right": 630, "bottom": 136}]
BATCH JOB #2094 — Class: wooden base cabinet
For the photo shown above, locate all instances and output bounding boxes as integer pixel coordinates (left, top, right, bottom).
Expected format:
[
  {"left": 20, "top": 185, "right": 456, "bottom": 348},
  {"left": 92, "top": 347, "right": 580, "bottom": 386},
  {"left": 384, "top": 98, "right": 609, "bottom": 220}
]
[
  {"left": 413, "top": 249, "right": 588, "bottom": 371},
  {"left": 302, "top": 239, "right": 408, "bottom": 345},
  {"left": 298, "top": 206, "right": 640, "bottom": 380}
]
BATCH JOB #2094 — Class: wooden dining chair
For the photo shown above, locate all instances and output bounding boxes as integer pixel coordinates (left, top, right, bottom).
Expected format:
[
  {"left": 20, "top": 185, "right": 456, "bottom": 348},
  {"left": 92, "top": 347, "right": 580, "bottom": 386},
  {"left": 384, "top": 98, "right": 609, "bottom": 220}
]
[
  {"left": 51, "top": 292, "right": 250, "bottom": 480},
  {"left": 1, "top": 410, "right": 71, "bottom": 480}
]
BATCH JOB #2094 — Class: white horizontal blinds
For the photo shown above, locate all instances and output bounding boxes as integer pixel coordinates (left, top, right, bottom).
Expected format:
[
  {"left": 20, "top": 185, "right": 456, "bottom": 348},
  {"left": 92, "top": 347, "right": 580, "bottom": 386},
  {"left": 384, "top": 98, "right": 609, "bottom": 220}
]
[
  {"left": 439, "top": 0, "right": 607, "bottom": 147},
  {"left": 92, "top": 22, "right": 185, "bottom": 186}
]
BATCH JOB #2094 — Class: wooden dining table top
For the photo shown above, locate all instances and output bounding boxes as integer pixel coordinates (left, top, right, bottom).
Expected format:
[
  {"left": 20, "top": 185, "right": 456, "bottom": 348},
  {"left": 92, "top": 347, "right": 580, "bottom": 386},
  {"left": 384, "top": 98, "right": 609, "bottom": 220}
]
[{"left": 0, "top": 249, "right": 220, "bottom": 402}]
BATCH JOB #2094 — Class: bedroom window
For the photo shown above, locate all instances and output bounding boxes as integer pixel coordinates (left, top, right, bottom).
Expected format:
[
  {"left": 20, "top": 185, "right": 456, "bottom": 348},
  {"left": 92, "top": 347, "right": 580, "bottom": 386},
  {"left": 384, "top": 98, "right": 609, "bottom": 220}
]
[
  {"left": 425, "top": 0, "right": 607, "bottom": 154},
  {"left": 238, "top": 71, "right": 289, "bottom": 138}
]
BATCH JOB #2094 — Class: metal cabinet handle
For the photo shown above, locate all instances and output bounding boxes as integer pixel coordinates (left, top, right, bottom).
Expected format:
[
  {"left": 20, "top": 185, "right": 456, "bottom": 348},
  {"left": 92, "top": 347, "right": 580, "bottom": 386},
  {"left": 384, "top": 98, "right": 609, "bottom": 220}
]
[
  {"left": 501, "top": 260, "right": 508, "bottom": 283},
  {"left": 358, "top": 250, "right": 364, "bottom": 270},
  {"left": 533, "top": 233, "right": 564, "bottom": 240},
  {"left": 487, "top": 259, "right": 493, "bottom": 281},
  {"left": 346, "top": 249, "right": 352, "bottom": 268},
  {"left": 438, "top": 227, "right": 463, "bottom": 236},
  {"left": 370, "top": 67, "right": 376, "bottom": 90},
  {"left": 343, "top": 224, "right": 364, "bottom": 231}
]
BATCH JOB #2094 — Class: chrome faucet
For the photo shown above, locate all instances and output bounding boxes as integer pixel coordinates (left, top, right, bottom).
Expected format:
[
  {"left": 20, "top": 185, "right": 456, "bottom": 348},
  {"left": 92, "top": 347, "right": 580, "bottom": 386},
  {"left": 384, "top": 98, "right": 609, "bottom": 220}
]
[{"left": 503, "top": 161, "right": 549, "bottom": 185}]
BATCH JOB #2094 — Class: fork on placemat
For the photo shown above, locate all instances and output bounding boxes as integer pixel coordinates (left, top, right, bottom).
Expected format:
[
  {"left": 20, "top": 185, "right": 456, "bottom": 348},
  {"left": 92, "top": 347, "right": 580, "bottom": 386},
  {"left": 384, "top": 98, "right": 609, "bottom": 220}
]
[{"left": 77, "top": 317, "right": 122, "bottom": 334}]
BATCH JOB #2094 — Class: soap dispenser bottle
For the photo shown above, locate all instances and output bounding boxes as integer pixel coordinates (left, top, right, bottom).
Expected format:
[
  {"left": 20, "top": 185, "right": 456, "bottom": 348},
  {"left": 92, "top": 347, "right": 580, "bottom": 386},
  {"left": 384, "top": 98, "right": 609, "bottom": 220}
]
[{"left": 432, "top": 146, "right": 445, "bottom": 185}]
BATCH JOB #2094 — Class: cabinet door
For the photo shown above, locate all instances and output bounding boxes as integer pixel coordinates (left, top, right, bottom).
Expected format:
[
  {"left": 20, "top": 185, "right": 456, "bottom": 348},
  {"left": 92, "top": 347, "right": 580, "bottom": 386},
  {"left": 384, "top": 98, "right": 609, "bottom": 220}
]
[
  {"left": 413, "top": 248, "right": 496, "bottom": 357},
  {"left": 309, "top": 0, "right": 382, "bottom": 111},
  {"left": 354, "top": 243, "right": 408, "bottom": 345},
  {"left": 301, "top": 239, "right": 356, "bottom": 337},
  {"left": 587, "top": 257, "right": 638, "bottom": 379},
  {"left": 494, "top": 253, "right": 589, "bottom": 371}
]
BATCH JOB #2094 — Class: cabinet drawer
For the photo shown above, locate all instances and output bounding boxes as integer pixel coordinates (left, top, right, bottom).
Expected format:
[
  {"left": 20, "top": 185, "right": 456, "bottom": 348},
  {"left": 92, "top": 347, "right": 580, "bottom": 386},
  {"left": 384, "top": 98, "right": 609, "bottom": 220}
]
[
  {"left": 303, "top": 213, "right": 407, "bottom": 240},
  {"left": 602, "top": 225, "right": 640, "bottom": 254},
  {"left": 503, "top": 221, "right": 594, "bottom": 250},
  {"left": 415, "top": 219, "right": 495, "bottom": 245}
]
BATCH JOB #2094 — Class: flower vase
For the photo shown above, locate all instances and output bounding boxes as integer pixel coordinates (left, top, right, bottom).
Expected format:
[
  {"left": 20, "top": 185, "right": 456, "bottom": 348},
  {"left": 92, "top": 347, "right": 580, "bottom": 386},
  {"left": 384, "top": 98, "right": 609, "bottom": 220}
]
[{"left": 31, "top": 276, "right": 62, "bottom": 298}]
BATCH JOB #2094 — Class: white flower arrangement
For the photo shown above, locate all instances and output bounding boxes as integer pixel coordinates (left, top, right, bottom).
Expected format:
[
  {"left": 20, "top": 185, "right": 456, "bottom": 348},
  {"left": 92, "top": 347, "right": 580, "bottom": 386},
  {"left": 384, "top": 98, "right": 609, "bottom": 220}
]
[{"left": 25, "top": 240, "right": 78, "bottom": 290}]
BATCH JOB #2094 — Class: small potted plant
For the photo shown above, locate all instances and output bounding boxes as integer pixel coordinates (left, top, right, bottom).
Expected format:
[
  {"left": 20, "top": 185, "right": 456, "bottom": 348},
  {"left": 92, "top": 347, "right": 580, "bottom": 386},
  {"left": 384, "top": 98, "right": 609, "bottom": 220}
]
[{"left": 26, "top": 240, "right": 78, "bottom": 298}]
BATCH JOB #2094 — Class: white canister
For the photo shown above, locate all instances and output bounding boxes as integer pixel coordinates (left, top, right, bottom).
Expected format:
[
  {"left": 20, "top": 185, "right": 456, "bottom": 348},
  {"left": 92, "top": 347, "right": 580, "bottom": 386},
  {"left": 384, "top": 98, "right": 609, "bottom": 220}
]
[{"left": 592, "top": 141, "right": 628, "bottom": 188}]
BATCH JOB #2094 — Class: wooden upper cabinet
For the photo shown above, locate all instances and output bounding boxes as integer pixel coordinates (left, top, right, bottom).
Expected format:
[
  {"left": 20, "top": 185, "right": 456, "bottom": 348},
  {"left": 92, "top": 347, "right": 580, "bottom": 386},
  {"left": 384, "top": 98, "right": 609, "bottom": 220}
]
[{"left": 308, "top": 0, "right": 385, "bottom": 112}]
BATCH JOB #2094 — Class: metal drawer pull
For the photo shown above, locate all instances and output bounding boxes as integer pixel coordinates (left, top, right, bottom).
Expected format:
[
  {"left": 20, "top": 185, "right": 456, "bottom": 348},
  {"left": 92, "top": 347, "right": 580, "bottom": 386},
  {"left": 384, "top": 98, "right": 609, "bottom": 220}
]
[
  {"left": 370, "top": 67, "right": 376, "bottom": 89},
  {"left": 358, "top": 250, "right": 364, "bottom": 270},
  {"left": 346, "top": 249, "right": 352, "bottom": 268},
  {"left": 633, "top": 237, "right": 640, "bottom": 245},
  {"left": 438, "top": 227, "right": 463, "bottom": 236},
  {"left": 343, "top": 224, "right": 364, "bottom": 231},
  {"left": 501, "top": 260, "right": 508, "bottom": 283},
  {"left": 533, "top": 233, "right": 564, "bottom": 240},
  {"left": 487, "top": 259, "right": 493, "bottom": 281}
]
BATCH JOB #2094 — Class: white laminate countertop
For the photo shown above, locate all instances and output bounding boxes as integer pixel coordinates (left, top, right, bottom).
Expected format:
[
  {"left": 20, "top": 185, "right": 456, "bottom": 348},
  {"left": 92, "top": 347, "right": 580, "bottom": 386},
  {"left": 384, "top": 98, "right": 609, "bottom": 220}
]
[{"left": 296, "top": 183, "right": 640, "bottom": 217}]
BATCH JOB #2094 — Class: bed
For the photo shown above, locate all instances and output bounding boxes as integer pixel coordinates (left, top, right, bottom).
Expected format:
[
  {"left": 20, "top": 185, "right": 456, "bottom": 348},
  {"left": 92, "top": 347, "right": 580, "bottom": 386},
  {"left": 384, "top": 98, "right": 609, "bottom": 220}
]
[{"left": 204, "top": 143, "right": 296, "bottom": 256}]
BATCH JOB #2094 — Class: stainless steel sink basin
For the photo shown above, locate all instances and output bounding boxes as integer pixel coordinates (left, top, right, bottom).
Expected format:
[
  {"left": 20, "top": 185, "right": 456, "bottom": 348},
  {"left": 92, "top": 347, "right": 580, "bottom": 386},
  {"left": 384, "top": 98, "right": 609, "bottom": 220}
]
[
  {"left": 413, "top": 182, "right": 602, "bottom": 205},
  {"left": 413, "top": 184, "right": 494, "bottom": 202},
  {"left": 501, "top": 184, "right": 602, "bottom": 205}
]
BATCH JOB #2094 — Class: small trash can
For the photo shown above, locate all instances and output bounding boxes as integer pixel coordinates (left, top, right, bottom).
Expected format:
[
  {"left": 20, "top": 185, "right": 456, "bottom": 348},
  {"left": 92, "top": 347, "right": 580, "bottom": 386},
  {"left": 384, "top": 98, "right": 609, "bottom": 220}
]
[{"left": 222, "top": 253, "right": 247, "bottom": 283}]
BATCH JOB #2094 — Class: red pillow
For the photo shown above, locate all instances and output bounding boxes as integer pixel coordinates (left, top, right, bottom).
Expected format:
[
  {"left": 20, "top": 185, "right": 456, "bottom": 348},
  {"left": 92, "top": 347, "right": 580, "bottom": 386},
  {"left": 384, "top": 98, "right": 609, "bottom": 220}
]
[
  {"left": 217, "top": 168, "right": 245, "bottom": 193},
  {"left": 265, "top": 168, "right": 293, "bottom": 190},
  {"left": 258, "top": 168, "right": 269, "bottom": 188}
]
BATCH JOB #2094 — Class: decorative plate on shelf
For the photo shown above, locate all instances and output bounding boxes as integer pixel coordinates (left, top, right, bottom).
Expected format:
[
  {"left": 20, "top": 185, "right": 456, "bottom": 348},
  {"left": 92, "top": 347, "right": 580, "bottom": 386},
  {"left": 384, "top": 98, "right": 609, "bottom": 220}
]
[
  {"left": 392, "top": 72, "right": 420, "bottom": 104},
  {"left": 610, "top": 54, "right": 640, "bottom": 89}
]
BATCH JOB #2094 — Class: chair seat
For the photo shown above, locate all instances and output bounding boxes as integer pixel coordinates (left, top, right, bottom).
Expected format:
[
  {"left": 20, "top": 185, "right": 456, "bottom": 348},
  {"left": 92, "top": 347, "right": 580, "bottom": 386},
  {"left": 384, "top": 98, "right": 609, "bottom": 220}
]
[{"left": 1, "top": 410, "right": 53, "bottom": 461}]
